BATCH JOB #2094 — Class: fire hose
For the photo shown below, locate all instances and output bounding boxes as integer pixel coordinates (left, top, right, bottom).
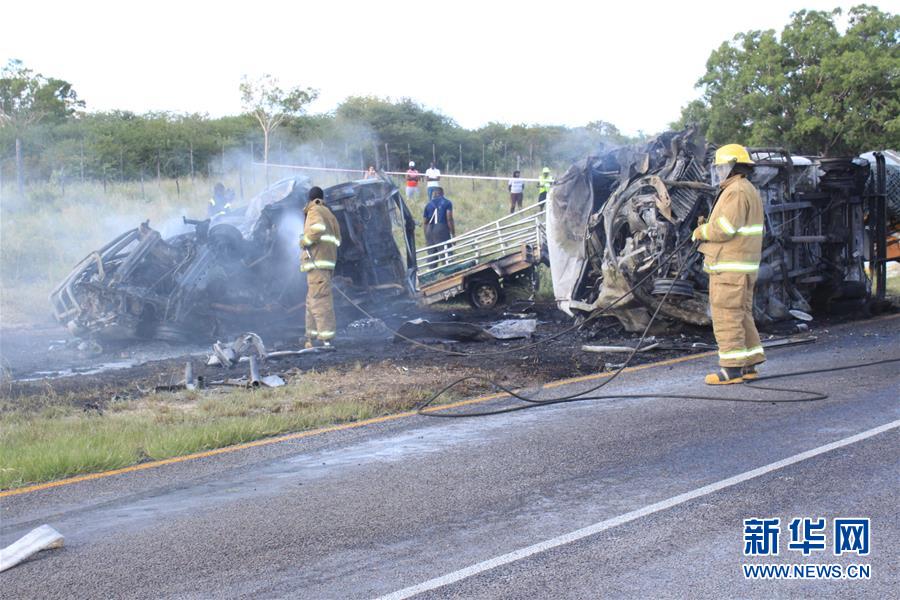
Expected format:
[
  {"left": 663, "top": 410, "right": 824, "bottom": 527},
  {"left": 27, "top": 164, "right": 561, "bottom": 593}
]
[{"left": 332, "top": 240, "right": 900, "bottom": 416}]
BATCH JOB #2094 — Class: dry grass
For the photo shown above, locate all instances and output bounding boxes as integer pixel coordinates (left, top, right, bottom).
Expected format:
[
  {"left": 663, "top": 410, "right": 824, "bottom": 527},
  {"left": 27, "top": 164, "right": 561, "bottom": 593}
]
[{"left": 0, "top": 361, "right": 503, "bottom": 490}]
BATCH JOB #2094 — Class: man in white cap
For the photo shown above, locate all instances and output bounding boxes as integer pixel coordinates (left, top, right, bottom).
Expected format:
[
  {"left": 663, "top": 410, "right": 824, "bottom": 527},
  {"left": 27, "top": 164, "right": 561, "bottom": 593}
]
[{"left": 405, "top": 161, "right": 420, "bottom": 202}]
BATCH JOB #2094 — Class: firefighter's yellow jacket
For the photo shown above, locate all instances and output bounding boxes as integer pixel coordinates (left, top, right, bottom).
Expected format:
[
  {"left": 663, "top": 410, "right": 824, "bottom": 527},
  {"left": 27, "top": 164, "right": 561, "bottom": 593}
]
[
  {"left": 301, "top": 199, "right": 341, "bottom": 271},
  {"left": 692, "top": 175, "right": 764, "bottom": 272}
]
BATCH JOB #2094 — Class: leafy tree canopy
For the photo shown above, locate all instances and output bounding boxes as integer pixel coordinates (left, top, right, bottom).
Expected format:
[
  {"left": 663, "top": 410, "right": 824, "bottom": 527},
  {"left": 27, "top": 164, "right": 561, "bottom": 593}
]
[
  {"left": 675, "top": 4, "right": 899, "bottom": 155},
  {"left": 0, "top": 59, "right": 83, "bottom": 129}
]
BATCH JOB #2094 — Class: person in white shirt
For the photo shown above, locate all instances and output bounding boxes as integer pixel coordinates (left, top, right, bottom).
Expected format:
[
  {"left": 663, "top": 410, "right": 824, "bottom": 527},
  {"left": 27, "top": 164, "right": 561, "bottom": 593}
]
[
  {"left": 425, "top": 162, "right": 441, "bottom": 202},
  {"left": 508, "top": 170, "right": 525, "bottom": 213}
]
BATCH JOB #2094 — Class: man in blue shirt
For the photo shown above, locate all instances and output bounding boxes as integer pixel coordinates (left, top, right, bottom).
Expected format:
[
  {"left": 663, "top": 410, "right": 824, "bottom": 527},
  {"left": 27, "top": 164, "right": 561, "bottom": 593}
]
[{"left": 423, "top": 187, "right": 455, "bottom": 262}]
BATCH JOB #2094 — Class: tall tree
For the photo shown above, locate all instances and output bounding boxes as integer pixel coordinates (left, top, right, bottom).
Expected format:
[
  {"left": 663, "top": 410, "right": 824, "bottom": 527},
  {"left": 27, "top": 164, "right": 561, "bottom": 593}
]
[
  {"left": 0, "top": 59, "right": 83, "bottom": 195},
  {"left": 239, "top": 74, "right": 317, "bottom": 172},
  {"left": 675, "top": 5, "right": 900, "bottom": 155}
]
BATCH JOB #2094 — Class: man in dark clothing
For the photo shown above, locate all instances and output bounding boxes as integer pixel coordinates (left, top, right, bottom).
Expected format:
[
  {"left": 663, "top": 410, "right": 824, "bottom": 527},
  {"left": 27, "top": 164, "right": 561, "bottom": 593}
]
[
  {"left": 423, "top": 187, "right": 455, "bottom": 264},
  {"left": 208, "top": 182, "right": 232, "bottom": 218}
]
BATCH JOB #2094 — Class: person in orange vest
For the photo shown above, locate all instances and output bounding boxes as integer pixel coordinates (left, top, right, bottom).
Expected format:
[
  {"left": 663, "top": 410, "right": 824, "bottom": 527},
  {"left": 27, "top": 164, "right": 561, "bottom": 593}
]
[
  {"left": 405, "top": 161, "right": 421, "bottom": 202},
  {"left": 301, "top": 186, "right": 342, "bottom": 348},
  {"left": 692, "top": 144, "right": 766, "bottom": 384}
]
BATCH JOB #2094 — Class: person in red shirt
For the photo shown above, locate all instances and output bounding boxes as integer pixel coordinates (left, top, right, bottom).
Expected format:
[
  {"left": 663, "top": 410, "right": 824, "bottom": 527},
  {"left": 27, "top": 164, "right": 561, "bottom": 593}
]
[{"left": 405, "top": 161, "right": 420, "bottom": 202}]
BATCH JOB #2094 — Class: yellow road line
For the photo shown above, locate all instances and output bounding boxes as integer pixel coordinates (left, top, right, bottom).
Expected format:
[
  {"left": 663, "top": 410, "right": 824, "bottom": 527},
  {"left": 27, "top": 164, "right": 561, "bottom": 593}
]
[
  {"left": 1, "top": 351, "right": 713, "bottom": 498},
  {"left": 4, "top": 313, "right": 897, "bottom": 498}
]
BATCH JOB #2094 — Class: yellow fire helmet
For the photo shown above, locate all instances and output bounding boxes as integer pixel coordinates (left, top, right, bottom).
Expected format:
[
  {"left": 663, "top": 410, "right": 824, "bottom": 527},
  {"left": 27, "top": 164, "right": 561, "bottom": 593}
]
[{"left": 714, "top": 144, "right": 755, "bottom": 166}]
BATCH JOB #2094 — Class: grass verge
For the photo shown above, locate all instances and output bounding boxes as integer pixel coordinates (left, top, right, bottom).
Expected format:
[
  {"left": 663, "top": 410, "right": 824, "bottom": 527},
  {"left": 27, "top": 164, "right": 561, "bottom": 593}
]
[{"left": 0, "top": 362, "right": 494, "bottom": 490}]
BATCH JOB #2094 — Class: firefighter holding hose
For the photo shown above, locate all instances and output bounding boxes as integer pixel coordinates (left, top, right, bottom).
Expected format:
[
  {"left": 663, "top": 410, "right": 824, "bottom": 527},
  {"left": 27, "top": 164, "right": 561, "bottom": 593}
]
[
  {"left": 301, "top": 186, "right": 341, "bottom": 348},
  {"left": 693, "top": 144, "right": 766, "bottom": 384}
]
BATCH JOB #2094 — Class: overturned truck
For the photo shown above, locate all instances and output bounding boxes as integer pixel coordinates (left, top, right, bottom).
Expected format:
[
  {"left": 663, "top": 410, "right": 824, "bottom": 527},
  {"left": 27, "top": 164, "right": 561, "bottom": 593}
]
[
  {"left": 51, "top": 177, "right": 417, "bottom": 344},
  {"left": 547, "top": 129, "right": 892, "bottom": 331}
]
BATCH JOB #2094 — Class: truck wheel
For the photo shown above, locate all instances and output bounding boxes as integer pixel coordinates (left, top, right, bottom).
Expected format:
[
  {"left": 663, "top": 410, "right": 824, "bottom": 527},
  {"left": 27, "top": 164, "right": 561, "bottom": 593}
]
[{"left": 468, "top": 279, "right": 502, "bottom": 309}]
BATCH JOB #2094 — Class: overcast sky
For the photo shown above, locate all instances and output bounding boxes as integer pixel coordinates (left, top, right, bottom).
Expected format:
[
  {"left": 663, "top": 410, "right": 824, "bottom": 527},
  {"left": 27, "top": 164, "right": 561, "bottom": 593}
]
[{"left": 2, "top": 0, "right": 891, "bottom": 135}]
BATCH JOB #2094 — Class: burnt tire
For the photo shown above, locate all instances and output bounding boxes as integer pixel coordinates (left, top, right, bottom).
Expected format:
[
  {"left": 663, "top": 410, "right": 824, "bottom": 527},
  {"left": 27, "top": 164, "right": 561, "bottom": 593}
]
[{"left": 468, "top": 279, "right": 502, "bottom": 309}]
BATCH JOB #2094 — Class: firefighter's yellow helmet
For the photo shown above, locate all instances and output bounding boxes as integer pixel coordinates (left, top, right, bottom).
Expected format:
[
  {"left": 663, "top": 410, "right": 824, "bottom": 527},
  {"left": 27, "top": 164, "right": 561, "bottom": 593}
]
[{"left": 714, "top": 144, "right": 754, "bottom": 166}]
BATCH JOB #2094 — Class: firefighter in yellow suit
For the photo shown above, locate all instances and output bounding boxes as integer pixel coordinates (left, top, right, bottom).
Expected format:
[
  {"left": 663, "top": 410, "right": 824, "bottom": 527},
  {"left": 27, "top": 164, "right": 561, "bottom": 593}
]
[
  {"left": 301, "top": 186, "right": 341, "bottom": 348},
  {"left": 692, "top": 144, "right": 766, "bottom": 384}
]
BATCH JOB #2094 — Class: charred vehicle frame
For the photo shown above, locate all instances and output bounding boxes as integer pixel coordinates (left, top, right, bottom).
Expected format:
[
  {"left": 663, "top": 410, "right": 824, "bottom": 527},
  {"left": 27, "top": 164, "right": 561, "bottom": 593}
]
[
  {"left": 50, "top": 176, "right": 417, "bottom": 345},
  {"left": 547, "top": 129, "right": 892, "bottom": 332}
]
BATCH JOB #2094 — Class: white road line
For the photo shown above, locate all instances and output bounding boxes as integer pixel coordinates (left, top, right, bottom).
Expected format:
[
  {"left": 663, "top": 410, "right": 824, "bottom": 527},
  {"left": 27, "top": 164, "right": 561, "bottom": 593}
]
[{"left": 377, "top": 419, "right": 900, "bottom": 600}]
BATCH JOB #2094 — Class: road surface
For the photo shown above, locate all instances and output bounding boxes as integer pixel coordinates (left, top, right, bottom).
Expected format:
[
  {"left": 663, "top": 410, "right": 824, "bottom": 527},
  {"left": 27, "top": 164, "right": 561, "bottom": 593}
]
[{"left": 2, "top": 315, "right": 898, "bottom": 599}]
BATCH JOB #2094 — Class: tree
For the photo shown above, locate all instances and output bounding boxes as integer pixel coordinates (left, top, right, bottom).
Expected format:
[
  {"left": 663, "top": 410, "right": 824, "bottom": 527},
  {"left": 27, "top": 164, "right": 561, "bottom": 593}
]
[
  {"left": 677, "top": 5, "right": 900, "bottom": 155},
  {"left": 0, "top": 59, "right": 83, "bottom": 195},
  {"left": 239, "top": 74, "right": 317, "bottom": 171}
]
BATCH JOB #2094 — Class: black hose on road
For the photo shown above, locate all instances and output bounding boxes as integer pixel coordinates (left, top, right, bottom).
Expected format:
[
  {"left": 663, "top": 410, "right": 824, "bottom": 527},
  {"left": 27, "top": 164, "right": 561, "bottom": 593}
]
[{"left": 331, "top": 239, "right": 897, "bottom": 417}]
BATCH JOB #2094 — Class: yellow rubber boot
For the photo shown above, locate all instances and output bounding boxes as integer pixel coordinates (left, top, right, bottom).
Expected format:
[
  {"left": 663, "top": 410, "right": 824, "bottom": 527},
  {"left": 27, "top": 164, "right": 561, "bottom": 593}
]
[
  {"left": 705, "top": 367, "right": 745, "bottom": 385},
  {"left": 741, "top": 365, "right": 760, "bottom": 380}
]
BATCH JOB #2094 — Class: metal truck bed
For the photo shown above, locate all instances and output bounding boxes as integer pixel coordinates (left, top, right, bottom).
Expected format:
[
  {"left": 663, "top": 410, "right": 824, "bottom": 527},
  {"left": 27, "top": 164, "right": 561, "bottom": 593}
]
[{"left": 415, "top": 202, "right": 547, "bottom": 308}]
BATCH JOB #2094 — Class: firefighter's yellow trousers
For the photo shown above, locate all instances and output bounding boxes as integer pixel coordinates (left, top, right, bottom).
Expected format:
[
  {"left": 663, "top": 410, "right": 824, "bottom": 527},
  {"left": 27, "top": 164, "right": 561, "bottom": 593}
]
[
  {"left": 305, "top": 269, "right": 336, "bottom": 342},
  {"left": 709, "top": 272, "right": 765, "bottom": 368}
]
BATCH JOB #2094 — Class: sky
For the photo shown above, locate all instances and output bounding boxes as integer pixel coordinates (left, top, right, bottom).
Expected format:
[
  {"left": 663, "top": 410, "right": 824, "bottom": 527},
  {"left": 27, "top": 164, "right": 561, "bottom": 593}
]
[{"left": 2, "top": 0, "right": 894, "bottom": 135}]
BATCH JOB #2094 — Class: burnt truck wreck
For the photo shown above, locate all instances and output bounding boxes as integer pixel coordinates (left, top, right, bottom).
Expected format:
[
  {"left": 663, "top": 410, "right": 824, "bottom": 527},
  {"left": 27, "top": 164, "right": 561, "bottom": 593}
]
[
  {"left": 547, "top": 129, "right": 892, "bottom": 332},
  {"left": 51, "top": 177, "right": 417, "bottom": 344}
]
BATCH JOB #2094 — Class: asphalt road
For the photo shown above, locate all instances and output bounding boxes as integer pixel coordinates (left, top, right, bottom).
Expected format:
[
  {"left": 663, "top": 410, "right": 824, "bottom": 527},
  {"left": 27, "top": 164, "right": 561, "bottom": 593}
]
[{"left": 2, "top": 315, "right": 898, "bottom": 599}]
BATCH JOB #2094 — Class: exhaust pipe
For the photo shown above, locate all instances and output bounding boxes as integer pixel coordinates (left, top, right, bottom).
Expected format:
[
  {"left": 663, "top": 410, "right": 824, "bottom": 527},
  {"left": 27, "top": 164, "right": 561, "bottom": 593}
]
[{"left": 249, "top": 355, "right": 261, "bottom": 388}]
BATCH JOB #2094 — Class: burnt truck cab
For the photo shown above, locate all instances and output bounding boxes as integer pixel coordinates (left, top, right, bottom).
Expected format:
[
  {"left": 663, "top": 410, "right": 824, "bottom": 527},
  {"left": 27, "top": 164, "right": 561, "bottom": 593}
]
[
  {"left": 50, "top": 176, "right": 417, "bottom": 345},
  {"left": 546, "top": 130, "right": 889, "bottom": 332}
]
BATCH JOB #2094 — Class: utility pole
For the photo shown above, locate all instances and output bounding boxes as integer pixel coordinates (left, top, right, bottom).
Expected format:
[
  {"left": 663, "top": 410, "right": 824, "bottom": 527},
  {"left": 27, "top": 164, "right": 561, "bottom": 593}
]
[
  {"left": 459, "top": 143, "right": 463, "bottom": 173},
  {"left": 80, "top": 138, "right": 85, "bottom": 182},
  {"left": 189, "top": 141, "right": 195, "bottom": 180},
  {"left": 385, "top": 142, "right": 390, "bottom": 171}
]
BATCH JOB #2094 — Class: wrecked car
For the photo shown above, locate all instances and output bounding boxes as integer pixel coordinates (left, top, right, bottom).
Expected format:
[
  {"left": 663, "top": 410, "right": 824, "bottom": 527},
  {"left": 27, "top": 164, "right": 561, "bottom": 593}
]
[
  {"left": 547, "top": 129, "right": 892, "bottom": 331},
  {"left": 50, "top": 176, "right": 417, "bottom": 344}
]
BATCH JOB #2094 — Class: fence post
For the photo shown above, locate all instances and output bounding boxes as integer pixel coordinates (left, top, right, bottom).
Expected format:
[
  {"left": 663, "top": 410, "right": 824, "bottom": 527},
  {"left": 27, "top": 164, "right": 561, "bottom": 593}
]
[
  {"left": 15, "top": 137, "right": 24, "bottom": 198},
  {"left": 249, "top": 142, "right": 255, "bottom": 185}
]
